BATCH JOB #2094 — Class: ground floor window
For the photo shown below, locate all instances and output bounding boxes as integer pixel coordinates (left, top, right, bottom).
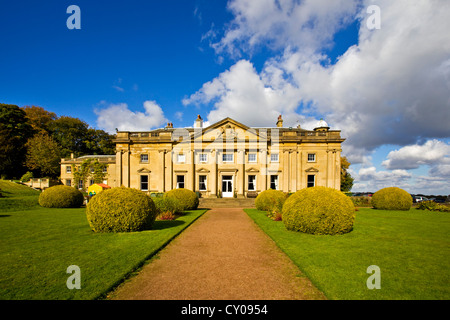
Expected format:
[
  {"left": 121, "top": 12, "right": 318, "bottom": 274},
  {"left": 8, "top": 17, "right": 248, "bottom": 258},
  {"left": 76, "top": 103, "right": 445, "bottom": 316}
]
[
  {"left": 140, "top": 175, "right": 149, "bottom": 191},
  {"left": 177, "top": 175, "right": 185, "bottom": 189},
  {"left": 199, "top": 175, "right": 207, "bottom": 191},
  {"left": 270, "top": 175, "right": 278, "bottom": 190},
  {"left": 248, "top": 175, "right": 256, "bottom": 191},
  {"left": 78, "top": 180, "right": 83, "bottom": 189},
  {"left": 307, "top": 174, "right": 315, "bottom": 188},
  {"left": 65, "top": 179, "right": 71, "bottom": 186}
]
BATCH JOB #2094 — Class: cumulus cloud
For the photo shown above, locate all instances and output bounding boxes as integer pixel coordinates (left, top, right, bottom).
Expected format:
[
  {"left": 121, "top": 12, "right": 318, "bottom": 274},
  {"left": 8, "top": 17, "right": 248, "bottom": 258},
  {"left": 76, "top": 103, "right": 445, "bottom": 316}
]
[
  {"left": 212, "top": 0, "right": 360, "bottom": 56},
  {"left": 95, "top": 100, "right": 168, "bottom": 133},
  {"left": 187, "top": 0, "right": 450, "bottom": 168},
  {"left": 382, "top": 140, "right": 450, "bottom": 170},
  {"left": 182, "top": 59, "right": 321, "bottom": 127}
]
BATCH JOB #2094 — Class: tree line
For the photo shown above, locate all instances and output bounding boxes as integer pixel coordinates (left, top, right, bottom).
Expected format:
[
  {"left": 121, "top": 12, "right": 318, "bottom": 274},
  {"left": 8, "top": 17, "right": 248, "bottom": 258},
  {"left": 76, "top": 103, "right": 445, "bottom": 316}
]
[{"left": 0, "top": 103, "right": 115, "bottom": 180}]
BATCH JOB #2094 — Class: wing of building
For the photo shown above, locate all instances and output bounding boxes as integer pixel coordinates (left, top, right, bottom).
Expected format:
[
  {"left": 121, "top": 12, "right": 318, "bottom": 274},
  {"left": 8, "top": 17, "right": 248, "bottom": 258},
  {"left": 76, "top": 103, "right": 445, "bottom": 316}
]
[{"left": 60, "top": 115, "right": 345, "bottom": 197}]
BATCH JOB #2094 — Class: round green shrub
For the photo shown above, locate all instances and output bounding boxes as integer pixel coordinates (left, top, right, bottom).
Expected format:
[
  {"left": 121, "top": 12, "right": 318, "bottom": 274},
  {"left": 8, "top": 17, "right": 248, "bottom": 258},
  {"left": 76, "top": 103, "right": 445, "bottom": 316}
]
[
  {"left": 282, "top": 186, "right": 355, "bottom": 235},
  {"left": 255, "top": 189, "right": 287, "bottom": 214},
  {"left": 165, "top": 188, "right": 199, "bottom": 211},
  {"left": 86, "top": 187, "right": 157, "bottom": 233},
  {"left": 153, "top": 196, "right": 183, "bottom": 215},
  {"left": 38, "top": 185, "right": 84, "bottom": 208},
  {"left": 371, "top": 187, "right": 412, "bottom": 210}
]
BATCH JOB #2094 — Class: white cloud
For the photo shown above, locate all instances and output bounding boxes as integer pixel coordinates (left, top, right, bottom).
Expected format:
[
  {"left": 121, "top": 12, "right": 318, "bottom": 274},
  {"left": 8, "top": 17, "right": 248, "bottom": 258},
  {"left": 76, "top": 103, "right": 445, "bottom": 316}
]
[
  {"left": 95, "top": 100, "right": 168, "bottom": 133},
  {"left": 183, "top": 59, "right": 321, "bottom": 127},
  {"left": 382, "top": 140, "right": 450, "bottom": 170},
  {"left": 212, "top": 0, "right": 360, "bottom": 57},
  {"left": 187, "top": 0, "right": 450, "bottom": 169}
]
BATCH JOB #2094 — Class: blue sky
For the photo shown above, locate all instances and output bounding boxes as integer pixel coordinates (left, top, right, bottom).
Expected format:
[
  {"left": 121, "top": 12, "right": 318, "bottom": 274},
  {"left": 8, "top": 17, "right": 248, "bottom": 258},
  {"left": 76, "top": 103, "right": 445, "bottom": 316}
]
[{"left": 1, "top": 0, "right": 449, "bottom": 195}]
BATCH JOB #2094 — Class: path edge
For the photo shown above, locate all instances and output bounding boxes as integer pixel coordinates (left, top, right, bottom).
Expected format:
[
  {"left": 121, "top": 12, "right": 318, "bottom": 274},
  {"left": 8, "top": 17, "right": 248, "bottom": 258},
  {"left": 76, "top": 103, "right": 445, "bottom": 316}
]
[{"left": 97, "top": 209, "right": 208, "bottom": 300}]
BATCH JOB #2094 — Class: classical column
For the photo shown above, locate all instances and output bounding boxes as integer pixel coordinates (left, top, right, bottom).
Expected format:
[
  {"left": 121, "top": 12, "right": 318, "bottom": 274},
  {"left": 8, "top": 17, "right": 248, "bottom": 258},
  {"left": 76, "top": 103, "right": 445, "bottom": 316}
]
[
  {"left": 191, "top": 150, "right": 195, "bottom": 191},
  {"left": 116, "top": 150, "right": 123, "bottom": 187},
  {"left": 210, "top": 149, "right": 217, "bottom": 197},
  {"left": 291, "top": 150, "right": 296, "bottom": 192},
  {"left": 169, "top": 149, "right": 173, "bottom": 190},
  {"left": 159, "top": 150, "right": 166, "bottom": 192},
  {"left": 297, "top": 150, "right": 303, "bottom": 190},
  {"left": 123, "top": 149, "right": 130, "bottom": 188},
  {"left": 238, "top": 149, "right": 245, "bottom": 197},
  {"left": 326, "top": 149, "right": 330, "bottom": 188},
  {"left": 260, "top": 148, "right": 268, "bottom": 190},
  {"left": 336, "top": 149, "right": 342, "bottom": 191}
]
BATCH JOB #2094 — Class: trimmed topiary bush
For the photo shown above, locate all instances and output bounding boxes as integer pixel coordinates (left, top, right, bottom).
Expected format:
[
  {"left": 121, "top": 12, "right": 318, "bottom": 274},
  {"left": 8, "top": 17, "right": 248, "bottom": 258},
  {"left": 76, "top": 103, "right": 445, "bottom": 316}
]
[
  {"left": 282, "top": 186, "right": 355, "bottom": 235},
  {"left": 255, "top": 189, "right": 288, "bottom": 219},
  {"left": 38, "top": 185, "right": 84, "bottom": 208},
  {"left": 371, "top": 187, "right": 412, "bottom": 211},
  {"left": 153, "top": 195, "right": 184, "bottom": 220},
  {"left": 86, "top": 187, "right": 157, "bottom": 233},
  {"left": 165, "top": 188, "right": 199, "bottom": 211}
]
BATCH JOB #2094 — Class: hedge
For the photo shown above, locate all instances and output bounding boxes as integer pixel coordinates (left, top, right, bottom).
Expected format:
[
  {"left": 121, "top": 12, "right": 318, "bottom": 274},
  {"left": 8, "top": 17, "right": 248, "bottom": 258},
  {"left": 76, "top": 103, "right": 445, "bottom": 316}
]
[
  {"left": 165, "top": 188, "right": 199, "bottom": 211},
  {"left": 38, "top": 185, "right": 84, "bottom": 208},
  {"left": 282, "top": 186, "right": 355, "bottom": 235},
  {"left": 371, "top": 187, "right": 412, "bottom": 211},
  {"left": 86, "top": 187, "right": 157, "bottom": 233}
]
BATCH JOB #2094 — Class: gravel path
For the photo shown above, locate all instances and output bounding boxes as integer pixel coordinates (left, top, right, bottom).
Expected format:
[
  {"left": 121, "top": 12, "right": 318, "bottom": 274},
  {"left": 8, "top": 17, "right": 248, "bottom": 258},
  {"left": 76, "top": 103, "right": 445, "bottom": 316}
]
[{"left": 109, "top": 208, "right": 326, "bottom": 300}]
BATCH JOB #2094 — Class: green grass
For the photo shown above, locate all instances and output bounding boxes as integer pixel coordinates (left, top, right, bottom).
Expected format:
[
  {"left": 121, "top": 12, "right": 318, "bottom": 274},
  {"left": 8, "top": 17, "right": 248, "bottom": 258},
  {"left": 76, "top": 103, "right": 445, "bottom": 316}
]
[
  {"left": 0, "top": 180, "right": 206, "bottom": 300},
  {"left": 0, "top": 180, "right": 41, "bottom": 211},
  {"left": 246, "top": 208, "right": 450, "bottom": 300}
]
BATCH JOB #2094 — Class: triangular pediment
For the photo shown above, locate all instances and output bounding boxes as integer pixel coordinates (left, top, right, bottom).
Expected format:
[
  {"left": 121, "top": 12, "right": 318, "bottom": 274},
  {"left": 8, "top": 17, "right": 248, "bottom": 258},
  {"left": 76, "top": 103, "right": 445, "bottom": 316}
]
[
  {"left": 245, "top": 167, "right": 260, "bottom": 173},
  {"left": 305, "top": 167, "right": 319, "bottom": 172},
  {"left": 137, "top": 168, "right": 151, "bottom": 173},
  {"left": 193, "top": 117, "right": 260, "bottom": 141},
  {"left": 196, "top": 167, "right": 210, "bottom": 173}
]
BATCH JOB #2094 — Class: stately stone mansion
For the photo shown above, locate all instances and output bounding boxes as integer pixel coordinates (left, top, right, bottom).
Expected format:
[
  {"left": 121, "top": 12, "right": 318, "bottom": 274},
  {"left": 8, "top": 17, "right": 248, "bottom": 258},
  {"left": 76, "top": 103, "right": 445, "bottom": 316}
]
[{"left": 60, "top": 115, "right": 345, "bottom": 197}]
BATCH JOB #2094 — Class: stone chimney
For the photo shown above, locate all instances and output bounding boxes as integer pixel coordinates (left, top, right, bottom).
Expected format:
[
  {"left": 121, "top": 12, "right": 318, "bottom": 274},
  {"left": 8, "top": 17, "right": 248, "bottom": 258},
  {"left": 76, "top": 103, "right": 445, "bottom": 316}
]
[
  {"left": 276, "top": 115, "right": 283, "bottom": 127},
  {"left": 165, "top": 122, "right": 173, "bottom": 128},
  {"left": 194, "top": 115, "right": 203, "bottom": 128}
]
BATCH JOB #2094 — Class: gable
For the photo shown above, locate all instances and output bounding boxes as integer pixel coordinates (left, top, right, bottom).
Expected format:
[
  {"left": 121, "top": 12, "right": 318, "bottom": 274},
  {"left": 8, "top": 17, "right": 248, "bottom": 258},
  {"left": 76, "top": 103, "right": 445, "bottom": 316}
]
[{"left": 193, "top": 117, "right": 260, "bottom": 142}]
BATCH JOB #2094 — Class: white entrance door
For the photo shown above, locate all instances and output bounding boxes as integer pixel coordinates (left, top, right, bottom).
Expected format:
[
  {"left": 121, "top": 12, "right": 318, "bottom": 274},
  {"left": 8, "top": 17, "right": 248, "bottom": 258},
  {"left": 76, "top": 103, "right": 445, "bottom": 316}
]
[{"left": 222, "top": 175, "right": 233, "bottom": 197}]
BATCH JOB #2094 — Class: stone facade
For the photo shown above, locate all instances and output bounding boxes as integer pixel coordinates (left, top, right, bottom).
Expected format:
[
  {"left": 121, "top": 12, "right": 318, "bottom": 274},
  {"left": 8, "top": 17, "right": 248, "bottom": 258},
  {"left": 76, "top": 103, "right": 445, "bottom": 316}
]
[
  {"left": 60, "top": 116, "right": 344, "bottom": 197},
  {"left": 81, "top": 116, "right": 344, "bottom": 197},
  {"left": 60, "top": 155, "right": 117, "bottom": 190}
]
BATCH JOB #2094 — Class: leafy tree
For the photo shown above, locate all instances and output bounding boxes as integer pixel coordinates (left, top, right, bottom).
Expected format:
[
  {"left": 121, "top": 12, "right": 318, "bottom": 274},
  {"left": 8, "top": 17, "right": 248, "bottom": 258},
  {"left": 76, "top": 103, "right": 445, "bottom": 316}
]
[
  {"left": 50, "top": 116, "right": 89, "bottom": 158},
  {"left": 25, "top": 132, "right": 62, "bottom": 178},
  {"left": 341, "top": 156, "right": 354, "bottom": 192},
  {"left": 72, "top": 158, "right": 108, "bottom": 191},
  {"left": 84, "top": 128, "right": 116, "bottom": 155},
  {"left": 22, "top": 106, "right": 57, "bottom": 135},
  {"left": 0, "top": 104, "right": 33, "bottom": 178}
]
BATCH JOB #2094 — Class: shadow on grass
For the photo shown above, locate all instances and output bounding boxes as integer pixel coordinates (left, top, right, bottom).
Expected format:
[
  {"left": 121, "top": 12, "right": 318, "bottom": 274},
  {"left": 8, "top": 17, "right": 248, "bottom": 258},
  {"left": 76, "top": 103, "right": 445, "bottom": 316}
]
[{"left": 152, "top": 219, "right": 185, "bottom": 230}]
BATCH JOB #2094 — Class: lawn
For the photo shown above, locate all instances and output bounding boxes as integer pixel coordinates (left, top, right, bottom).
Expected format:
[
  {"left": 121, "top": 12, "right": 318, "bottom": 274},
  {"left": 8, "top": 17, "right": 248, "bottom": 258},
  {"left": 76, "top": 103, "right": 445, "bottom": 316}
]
[
  {"left": 246, "top": 208, "right": 450, "bottom": 300},
  {"left": 0, "top": 181, "right": 205, "bottom": 300}
]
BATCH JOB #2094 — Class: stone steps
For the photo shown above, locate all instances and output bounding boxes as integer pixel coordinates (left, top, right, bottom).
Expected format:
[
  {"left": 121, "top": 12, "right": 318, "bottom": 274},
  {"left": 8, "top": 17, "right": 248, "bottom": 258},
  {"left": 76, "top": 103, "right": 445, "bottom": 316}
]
[{"left": 198, "top": 197, "right": 256, "bottom": 208}]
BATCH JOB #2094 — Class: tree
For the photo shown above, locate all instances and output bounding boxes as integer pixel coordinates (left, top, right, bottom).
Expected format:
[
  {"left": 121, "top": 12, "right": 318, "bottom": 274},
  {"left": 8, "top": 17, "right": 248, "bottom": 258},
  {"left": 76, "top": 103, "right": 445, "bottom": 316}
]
[
  {"left": 25, "top": 132, "right": 62, "bottom": 178},
  {"left": 0, "top": 104, "right": 33, "bottom": 178},
  {"left": 22, "top": 106, "right": 57, "bottom": 135},
  {"left": 72, "top": 158, "right": 108, "bottom": 191},
  {"left": 84, "top": 128, "right": 116, "bottom": 155},
  {"left": 341, "top": 156, "right": 354, "bottom": 192},
  {"left": 50, "top": 116, "right": 90, "bottom": 158}
]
